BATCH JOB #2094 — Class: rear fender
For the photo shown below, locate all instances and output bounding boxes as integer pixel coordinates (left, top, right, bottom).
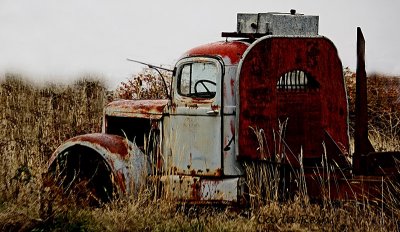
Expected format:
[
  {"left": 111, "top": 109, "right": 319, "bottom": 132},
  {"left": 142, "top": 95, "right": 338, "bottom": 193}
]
[{"left": 48, "top": 133, "right": 149, "bottom": 195}]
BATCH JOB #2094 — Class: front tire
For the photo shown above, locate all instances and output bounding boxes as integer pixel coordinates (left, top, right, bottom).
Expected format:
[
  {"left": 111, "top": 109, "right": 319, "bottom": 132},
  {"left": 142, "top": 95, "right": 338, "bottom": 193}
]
[{"left": 49, "top": 145, "right": 117, "bottom": 206}]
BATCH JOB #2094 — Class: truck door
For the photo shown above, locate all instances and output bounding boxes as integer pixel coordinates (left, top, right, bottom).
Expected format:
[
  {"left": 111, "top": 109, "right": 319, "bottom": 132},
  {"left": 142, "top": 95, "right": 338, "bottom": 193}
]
[{"left": 167, "top": 57, "right": 223, "bottom": 176}]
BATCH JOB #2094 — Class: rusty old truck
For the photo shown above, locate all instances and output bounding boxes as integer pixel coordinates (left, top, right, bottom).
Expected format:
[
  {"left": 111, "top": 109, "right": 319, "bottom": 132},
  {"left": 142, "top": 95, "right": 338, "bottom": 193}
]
[{"left": 48, "top": 11, "right": 400, "bottom": 205}]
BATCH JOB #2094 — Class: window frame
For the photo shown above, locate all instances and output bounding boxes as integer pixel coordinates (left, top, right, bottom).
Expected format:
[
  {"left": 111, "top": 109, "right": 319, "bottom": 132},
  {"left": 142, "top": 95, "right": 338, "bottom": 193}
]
[{"left": 175, "top": 57, "right": 223, "bottom": 100}]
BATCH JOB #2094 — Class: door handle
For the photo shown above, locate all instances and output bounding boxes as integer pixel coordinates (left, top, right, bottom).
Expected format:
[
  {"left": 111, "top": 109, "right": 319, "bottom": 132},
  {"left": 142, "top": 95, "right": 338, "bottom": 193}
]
[{"left": 206, "top": 110, "right": 219, "bottom": 115}]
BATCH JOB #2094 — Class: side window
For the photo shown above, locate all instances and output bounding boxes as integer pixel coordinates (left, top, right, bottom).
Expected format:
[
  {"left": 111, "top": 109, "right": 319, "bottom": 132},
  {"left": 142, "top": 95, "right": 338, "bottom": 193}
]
[
  {"left": 277, "top": 70, "right": 319, "bottom": 91},
  {"left": 178, "top": 62, "right": 218, "bottom": 99}
]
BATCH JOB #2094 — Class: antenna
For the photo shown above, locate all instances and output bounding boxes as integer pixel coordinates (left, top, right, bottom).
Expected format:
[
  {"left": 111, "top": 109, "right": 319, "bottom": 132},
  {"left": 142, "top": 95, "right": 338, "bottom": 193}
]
[
  {"left": 127, "top": 58, "right": 173, "bottom": 100},
  {"left": 127, "top": 59, "right": 174, "bottom": 72}
]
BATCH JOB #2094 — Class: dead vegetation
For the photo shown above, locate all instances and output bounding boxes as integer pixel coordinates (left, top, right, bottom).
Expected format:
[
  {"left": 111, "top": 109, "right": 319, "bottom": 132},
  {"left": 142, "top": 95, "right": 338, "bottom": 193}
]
[
  {"left": 116, "top": 68, "right": 171, "bottom": 100},
  {"left": 0, "top": 70, "right": 399, "bottom": 231},
  {"left": 345, "top": 67, "right": 400, "bottom": 151}
]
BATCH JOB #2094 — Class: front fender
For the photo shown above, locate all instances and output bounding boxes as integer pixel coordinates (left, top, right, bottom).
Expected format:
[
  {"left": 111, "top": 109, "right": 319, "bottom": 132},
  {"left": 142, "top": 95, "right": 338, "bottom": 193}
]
[{"left": 48, "top": 133, "right": 148, "bottom": 195}]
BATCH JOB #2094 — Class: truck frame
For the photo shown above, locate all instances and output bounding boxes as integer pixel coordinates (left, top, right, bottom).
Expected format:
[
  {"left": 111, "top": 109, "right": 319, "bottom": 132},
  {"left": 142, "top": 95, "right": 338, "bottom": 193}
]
[{"left": 48, "top": 11, "right": 400, "bottom": 205}]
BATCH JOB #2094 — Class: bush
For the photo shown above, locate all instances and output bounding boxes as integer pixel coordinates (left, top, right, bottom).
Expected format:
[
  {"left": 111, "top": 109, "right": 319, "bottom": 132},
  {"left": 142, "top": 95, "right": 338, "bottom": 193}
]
[{"left": 116, "top": 68, "right": 171, "bottom": 100}]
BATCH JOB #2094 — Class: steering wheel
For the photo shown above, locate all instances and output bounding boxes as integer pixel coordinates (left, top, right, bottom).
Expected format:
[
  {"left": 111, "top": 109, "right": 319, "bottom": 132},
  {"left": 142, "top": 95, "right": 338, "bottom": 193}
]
[{"left": 194, "top": 80, "right": 216, "bottom": 98}]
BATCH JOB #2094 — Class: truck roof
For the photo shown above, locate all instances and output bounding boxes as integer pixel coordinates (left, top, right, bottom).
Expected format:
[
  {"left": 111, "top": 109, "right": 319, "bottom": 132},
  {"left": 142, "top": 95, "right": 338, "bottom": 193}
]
[{"left": 181, "top": 40, "right": 250, "bottom": 65}]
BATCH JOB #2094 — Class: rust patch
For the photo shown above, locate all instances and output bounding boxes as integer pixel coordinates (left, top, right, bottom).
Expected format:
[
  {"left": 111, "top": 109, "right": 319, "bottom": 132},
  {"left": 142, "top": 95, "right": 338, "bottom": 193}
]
[
  {"left": 115, "top": 170, "right": 126, "bottom": 193},
  {"left": 105, "top": 99, "right": 168, "bottom": 119},
  {"left": 48, "top": 133, "right": 133, "bottom": 195},
  {"left": 191, "top": 178, "right": 201, "bottom": 200},
  {"left": 185, "top": 103, "right": 198, "bottom": 109},
  {"left": 215, "top": 168, "right": 222, "bottom": 177},
  {"left": 230, "top": 119, "right": 235, "bottom": 135},
  {"left": 182, "top": 41, "right": 249, "bottom": 65},
  {"left": 211, "top": 104, "right": 220, "bottom": 111},
  {"left": 230, "top": 79, "right": 235, "bottom": 96},
  {"left": 68, "top": 133, "right": 130, "bottom": 159}
]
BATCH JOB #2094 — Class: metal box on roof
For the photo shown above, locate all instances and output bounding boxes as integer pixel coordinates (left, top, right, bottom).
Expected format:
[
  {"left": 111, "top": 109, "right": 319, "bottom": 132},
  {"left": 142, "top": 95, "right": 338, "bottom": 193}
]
[
  {"left": 237, "top": 13, "right": 258, "bottom": 34},
  {"left": 237, "top": 12, "right": 319, "bottom": 36}
]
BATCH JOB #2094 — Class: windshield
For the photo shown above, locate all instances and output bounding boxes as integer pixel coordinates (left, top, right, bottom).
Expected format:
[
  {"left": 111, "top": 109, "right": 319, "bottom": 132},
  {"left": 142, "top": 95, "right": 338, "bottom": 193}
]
[{"left": 178, "top": 62, "right": 218, "bottom": 99}]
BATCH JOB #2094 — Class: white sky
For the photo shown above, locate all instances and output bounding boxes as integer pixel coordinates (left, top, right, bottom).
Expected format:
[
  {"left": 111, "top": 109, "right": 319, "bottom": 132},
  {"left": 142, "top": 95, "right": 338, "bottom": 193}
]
[{"left": 0, "top": 0, "right": 399, "bottom": 88}]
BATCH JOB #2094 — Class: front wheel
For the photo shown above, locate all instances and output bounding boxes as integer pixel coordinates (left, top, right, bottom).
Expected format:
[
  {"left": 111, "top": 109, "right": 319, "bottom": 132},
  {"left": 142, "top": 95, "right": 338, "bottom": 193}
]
[{"left": 48, "top": 145, "right": 117, "bottom": 206}]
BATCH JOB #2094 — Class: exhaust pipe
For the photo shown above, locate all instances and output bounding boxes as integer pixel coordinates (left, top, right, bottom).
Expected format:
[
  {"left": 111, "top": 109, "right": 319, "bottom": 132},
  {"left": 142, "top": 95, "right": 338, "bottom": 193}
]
[{"left": 353, "top": 27, "right": 375, "bottom": 174}]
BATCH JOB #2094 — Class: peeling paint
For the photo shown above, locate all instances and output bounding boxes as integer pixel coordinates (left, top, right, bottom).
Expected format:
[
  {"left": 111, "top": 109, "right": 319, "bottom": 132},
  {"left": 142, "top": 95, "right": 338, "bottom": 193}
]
[
  {"left": 48, "top": 133, "right": 148, "bottom": 196},
  {"left": 182, "top": 41, "right": 249, "bottom": 65},
  {"left": 105, "top": 99, "right": 168, "bottom": 119}
]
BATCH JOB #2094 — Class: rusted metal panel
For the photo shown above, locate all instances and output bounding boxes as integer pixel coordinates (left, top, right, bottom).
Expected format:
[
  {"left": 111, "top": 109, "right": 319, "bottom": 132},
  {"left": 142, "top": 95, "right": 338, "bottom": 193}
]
[
  {"left": 167, "top": 115, "right": 222, "bottom": 176},
  {"left": 236, "top": 36, "right": 349, "bottom": 168},
  {"left": 161, "top": 175, "right": 200, "bottom": 200},
  {"left": 305, "top": 172, "right": 389, "bottom": 202},
  {"left": 161, "top": 175, "right": 243, "bottom": 203},
  {"left": 167, "top": 54, "right": 244, "bottom": 177},
  {"left": 354, "top": 27, "right": 375, "bottom": 174},
  {"left": 181, "top": 41, "right": 249, "bottom": 65},
  {"left": 221, "top": 64, "right": 243, "bottom": 176},
  {"left": 48, "top": 133, "right": 149, "bottom": 195},
  {"left": 201, "top": 177, "right": 242, "bottom": 202},
  {"left": 49, "top": 133, "right": 132, "bottom": 163},
  {"left": 105, "top": 99, "right": 168, "bottom": 119},
  {"left": 222, "top": 115, "right": 243, "bottom": 176},
  {"left": 167, "top": 57, "right": 223, "bottom": 176},
  {"left": 222, "top": 65, "right": 238, "bottom": 110}
]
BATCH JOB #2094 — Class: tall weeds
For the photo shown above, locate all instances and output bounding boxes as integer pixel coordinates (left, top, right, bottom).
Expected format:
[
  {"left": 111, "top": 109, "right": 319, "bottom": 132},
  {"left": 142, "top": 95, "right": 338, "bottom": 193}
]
[
  {"left": 0, "top": 74, "right": 106, "bottom": 204},
  {"left": 345, "top": 68, "right": 400, "bottom": 151}
]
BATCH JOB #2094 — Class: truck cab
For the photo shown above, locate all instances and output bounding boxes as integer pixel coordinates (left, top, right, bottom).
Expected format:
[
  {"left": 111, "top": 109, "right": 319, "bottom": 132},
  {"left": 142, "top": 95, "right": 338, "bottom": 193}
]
[{"left": 161, "top": 42, "right": 249, "bottom": 202}]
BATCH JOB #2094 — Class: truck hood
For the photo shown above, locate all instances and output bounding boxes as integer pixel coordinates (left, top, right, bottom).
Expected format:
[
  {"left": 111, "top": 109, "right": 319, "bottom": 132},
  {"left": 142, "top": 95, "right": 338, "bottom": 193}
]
[{"left": 105, "top": 99, "right": 169, "bottom": 119}]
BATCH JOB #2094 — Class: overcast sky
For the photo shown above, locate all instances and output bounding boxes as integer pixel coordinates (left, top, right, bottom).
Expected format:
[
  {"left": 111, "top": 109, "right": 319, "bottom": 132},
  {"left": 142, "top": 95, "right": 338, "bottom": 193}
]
[{"left": 0, "top": 0, "right": 399, "bottom": 88}]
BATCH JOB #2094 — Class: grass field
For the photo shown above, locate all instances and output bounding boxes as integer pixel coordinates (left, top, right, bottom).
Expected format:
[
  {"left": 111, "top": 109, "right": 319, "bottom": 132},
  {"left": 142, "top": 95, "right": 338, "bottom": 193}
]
[{"left": 0, "top": 72, "right": 399, "bottom": 231}]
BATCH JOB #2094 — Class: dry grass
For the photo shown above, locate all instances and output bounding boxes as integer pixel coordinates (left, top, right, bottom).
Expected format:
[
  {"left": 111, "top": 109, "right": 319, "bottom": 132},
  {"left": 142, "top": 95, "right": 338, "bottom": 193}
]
[
  {"left": 345, "top": 68, "right": 400, "bottom": 151},
  {"left": 0, "top": 71, "right": 399, "bottom": 231},
  {"left": 0, "top": 74, "right": 106, "bottom": 231}
]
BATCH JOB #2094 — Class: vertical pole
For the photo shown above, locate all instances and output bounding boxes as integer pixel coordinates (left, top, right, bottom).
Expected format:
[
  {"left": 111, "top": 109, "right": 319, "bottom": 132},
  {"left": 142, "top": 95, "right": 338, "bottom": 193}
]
[{"left": 354, "top": 27, "right": 374, "bottom": 174}]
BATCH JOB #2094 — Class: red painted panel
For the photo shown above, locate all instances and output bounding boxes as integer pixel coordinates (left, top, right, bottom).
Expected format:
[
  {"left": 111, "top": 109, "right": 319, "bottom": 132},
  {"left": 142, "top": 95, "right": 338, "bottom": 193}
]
[
  {"left": 182, "top": 41, "right": 249, "bottom": 65},
  {"left": 238, "top": 37, "right": 349, "bottom": 167}
]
